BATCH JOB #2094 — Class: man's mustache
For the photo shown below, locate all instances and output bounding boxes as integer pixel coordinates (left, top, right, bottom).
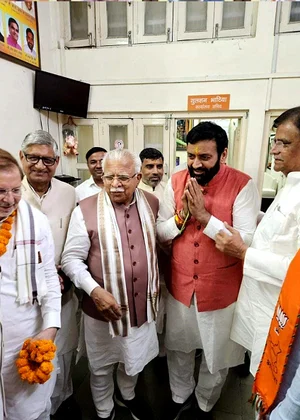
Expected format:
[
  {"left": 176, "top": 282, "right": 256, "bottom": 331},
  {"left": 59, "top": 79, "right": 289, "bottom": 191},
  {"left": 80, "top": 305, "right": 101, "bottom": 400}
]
[{"left": 110, "top": 188, "right": 125, "bottom": 193}]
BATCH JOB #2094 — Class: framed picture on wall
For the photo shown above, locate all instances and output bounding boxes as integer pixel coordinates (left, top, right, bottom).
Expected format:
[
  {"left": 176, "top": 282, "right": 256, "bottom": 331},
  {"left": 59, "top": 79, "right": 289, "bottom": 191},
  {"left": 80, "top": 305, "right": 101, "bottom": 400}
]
[{"left": 0, "top": 0, "right": 40, "bottom": 70}]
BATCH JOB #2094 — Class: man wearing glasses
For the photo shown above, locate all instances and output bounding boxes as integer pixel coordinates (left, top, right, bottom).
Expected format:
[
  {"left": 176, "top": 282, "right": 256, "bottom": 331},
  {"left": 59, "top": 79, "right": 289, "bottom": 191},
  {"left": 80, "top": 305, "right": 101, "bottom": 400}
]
[
  {"left": 62, "top": 149, "right": 160, "bottom": 420},
  {"left": 215, "top": 106, "right": 300, "bottom": 381},
  {"left": 19, "top": 130, "right": 80, "bottom": 419},
  {"left": 0, "top": 148, "right": 60, "bottom": 419}
]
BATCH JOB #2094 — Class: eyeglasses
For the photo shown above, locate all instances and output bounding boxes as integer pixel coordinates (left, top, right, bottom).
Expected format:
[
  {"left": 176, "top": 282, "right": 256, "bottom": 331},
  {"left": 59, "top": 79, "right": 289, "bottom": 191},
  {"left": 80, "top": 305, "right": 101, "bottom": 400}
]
[
  {"left": 271, "top": 139, "right": 292, "bottom": 149},
  {"left": 0, "top": 187, "right": 22, "bottom": 198},
  {"left": 102, "top": 174, "right": 137, "bottom": 183},
  {"left": 24, "top": 153, "right": 57, "bottom": 166}
]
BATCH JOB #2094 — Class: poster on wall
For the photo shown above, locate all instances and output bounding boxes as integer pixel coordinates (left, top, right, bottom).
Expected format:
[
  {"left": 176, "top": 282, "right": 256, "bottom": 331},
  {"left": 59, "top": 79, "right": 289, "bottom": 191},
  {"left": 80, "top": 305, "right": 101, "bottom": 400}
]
[{"left": 0, "top": 0, "right": 40, "bottom": 69}]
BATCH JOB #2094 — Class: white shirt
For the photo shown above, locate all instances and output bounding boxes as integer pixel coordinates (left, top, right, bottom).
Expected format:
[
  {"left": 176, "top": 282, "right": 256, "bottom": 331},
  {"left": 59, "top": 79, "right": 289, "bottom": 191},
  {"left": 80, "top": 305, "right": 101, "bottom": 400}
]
[
  {"left": 24, "top": 44, "right": 36, "bottom": 58},
  {"left": 138, "top": 180, "right": 166, "bottom": 203},
  {"left": 75, "top": 176, "right": 102, "bottom": 202}
]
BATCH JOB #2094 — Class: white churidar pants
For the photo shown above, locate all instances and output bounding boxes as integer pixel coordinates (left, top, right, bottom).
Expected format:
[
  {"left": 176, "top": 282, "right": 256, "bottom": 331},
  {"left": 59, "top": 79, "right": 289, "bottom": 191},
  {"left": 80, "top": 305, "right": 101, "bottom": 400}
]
[
  {"left": 167, "top": 349, "right": 228, "bottom": 412},
  {"left": 165, "top": 292, "right": 244, "bottom": 411},
  {"left": 50, "top": 293, "right": 79, "bottom": 414},
  {"left": 84, "top": 313, "right": 158, "bottom": 418}
]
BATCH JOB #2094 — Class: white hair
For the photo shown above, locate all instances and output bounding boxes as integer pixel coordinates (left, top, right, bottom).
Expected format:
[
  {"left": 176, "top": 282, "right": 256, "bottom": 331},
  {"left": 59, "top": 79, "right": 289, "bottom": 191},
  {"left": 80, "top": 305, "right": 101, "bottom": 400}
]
[
  {"left": 102, "top": 149, "right": 141, "bottom": 173},
  {"left": 21, "top": 130, "right": 59, "bottom": 157}
]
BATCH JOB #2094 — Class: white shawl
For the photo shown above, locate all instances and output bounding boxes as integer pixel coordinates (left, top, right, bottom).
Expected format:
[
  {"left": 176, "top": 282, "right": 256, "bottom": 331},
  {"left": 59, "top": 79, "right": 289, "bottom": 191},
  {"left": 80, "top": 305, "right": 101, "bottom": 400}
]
[{"left": 15, "top": 199, "right": 47, "bottom": 305}]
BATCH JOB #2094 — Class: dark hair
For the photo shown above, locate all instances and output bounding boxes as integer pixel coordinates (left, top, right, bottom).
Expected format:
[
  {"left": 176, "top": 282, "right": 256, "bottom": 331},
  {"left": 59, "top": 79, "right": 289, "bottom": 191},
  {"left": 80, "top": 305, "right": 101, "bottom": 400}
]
[
  {"left": 186, "top": 121, "right": 228, "bottom": 157},
  {"left": 273, "top": 106, "right": 300, "bottom": 132},
  {"left": 8, "top": 18, "right": 18, "bottom": 29},
  {"left": 139, "top": 148, "right": 164, "bottom": 163},
  {"left": 86, "top": 147, "right": 107, "bottom": 161},
  {"left": 0, "top": 149, "right": 23, "bottom": 179},
  {"left": 26, "top": 28, "right": 34, "bottom": 37}
]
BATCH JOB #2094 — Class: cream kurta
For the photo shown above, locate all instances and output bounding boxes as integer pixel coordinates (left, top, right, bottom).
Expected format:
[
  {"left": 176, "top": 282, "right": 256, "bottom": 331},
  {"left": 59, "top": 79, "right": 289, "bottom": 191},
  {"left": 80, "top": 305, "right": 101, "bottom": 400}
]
[
  {"left": 231, "top": 172, "right": 300, "bottom": 375},
  {"left": 0, "top": 208, "right": 61, "bottom": 420},
  {"left": 138, "top": 181, "right": 166, "bottom": 203}
]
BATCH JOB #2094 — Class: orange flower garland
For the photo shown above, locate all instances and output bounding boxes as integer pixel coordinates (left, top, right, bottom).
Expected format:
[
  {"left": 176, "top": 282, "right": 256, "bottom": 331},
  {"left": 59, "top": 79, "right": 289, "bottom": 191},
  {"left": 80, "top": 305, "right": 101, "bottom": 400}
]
[
  {"left": 0, "top": 210, "right": 16, "bottom": 256},
  {"left": 16, "top": 339, "right": 57, "bottom": 384}
]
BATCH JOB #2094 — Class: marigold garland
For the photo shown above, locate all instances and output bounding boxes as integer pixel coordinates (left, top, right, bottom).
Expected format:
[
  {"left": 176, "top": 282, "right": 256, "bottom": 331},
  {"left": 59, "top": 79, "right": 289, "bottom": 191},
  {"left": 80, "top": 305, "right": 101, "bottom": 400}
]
[
  {"left": 0, "top": 210, "right": 16, "bottom": 256},
  {"left": 16, "top": 339, "right": 57, "bottom": 384}
]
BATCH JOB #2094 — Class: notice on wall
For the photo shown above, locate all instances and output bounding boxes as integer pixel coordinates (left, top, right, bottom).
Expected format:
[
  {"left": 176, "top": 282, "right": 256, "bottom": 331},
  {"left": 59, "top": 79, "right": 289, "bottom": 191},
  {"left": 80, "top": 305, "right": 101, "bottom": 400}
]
[
  {"left": 188, "top": 94, "right": 230, "bottom": 111},
  {"left": 0, "top": 0, "right": 40, "bottom": 69}
]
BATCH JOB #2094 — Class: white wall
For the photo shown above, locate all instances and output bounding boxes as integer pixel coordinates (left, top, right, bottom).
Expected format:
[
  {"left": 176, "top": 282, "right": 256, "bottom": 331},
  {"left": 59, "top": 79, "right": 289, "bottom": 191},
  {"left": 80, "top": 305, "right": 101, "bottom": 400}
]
[
  {"left": 0, "top": 1, "right": 62, "bottom": 172},
  {"left": 3, "top": 1, "right": 300, "bottom": 184}
]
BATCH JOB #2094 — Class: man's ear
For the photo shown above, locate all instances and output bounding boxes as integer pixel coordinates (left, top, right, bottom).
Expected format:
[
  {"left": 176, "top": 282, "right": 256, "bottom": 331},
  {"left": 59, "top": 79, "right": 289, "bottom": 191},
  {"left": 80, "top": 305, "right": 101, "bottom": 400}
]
[{"left": 220, "top": 148, "right": 228, "bottom": 164}]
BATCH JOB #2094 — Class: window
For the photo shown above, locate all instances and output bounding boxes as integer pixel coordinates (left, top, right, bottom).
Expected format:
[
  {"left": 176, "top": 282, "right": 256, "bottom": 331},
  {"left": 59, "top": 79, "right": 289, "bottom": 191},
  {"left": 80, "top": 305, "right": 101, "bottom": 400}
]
[
  {"left": 98, "top": 2, "right": 133, "bottom": 46},
  {"left": 63, "top": 2, "right": 96, "bottom": 48},
  {"left": 174, "top": 1, "right": 257, "bottom": 41},
  {"left": 279, "top": 2, "right": 300, "bottom": 33},
  {"left": 65, "top": 1, "right": 257, "bottom": 48}
]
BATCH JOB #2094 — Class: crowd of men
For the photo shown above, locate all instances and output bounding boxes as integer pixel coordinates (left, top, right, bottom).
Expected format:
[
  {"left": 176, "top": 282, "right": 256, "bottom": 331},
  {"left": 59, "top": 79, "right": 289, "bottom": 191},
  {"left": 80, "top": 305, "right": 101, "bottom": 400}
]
[{"left": 0, "top": 106, "right": 300, "bottom": 420}]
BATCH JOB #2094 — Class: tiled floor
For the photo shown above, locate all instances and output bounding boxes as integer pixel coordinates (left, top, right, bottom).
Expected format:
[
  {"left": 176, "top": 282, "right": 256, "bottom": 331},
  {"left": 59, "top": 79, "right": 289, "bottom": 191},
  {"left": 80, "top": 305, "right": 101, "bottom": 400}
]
[{"left": 64, "top": 355, "right": 255, "bottom": 420}]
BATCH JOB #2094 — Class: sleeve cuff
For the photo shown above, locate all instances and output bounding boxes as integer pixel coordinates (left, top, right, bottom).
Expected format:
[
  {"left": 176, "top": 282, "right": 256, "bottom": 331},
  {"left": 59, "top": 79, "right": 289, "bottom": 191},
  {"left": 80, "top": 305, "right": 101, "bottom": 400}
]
[
  {"left": 81, "top": 276, "right": 102, "bottom": 296},
  {"left": 203, "top": 215, "right": 227, "bottom": 240},
  {"left": 43, "top": 312, "right": 61, "bottom": 330}
]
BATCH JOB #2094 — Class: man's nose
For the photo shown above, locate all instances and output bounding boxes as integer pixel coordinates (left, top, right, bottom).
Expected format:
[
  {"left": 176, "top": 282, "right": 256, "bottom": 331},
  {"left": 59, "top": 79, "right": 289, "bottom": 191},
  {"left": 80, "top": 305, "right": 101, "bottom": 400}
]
[
  {"left": 35, "top": 159, "right": 46, "bottom": 169},
  {"left": 3, "top": 191, "right": 15, "bottom": 203},
  {"left": 193, "top": 157, "right": 203, "bottom": 167},
  {"left": 111, "top": 177, "right": 121, "bottom": 187}
]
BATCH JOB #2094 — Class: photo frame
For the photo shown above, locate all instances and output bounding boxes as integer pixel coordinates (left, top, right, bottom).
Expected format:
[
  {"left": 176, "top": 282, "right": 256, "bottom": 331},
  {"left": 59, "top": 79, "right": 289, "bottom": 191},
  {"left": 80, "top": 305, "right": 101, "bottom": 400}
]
[{"left": 0, "top": 0, "right": 40, "bottom": 70}]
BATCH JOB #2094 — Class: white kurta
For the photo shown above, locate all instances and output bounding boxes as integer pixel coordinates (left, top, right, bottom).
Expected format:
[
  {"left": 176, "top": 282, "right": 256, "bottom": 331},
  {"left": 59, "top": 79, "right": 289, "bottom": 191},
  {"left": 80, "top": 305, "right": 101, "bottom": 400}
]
[
  {"left": 75, "top": 176, "right": 102, "bottom": 202},
  {"left": 138, "top": 181, "right": 166, "bottom": 203},
  {"left": 61, "top": 206, "right": 159, "bottom": 374},
  {"left": 0, "top": 209, "right": 61, "bottom": 420},
  {"left": 22, "top": 177, "right": 78, "bottom": 412},
  {"left": 157, "top": 177, "right": 260, "bottom": 373},
  {"left": 231, "top": 172, "right": 300, "bottom": 375}
]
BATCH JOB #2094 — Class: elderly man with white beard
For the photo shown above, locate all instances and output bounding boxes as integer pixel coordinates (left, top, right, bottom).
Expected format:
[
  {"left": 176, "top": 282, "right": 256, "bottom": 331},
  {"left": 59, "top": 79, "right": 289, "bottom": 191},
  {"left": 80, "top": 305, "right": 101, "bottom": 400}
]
[{"left": 62, "top": 149, "right": 160, "bottom": 420}]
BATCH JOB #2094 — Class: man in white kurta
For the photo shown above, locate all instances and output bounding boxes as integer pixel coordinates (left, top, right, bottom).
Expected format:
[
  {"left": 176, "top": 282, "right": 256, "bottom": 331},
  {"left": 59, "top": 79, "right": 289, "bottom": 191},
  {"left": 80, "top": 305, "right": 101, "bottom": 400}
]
[
  {"left": 138, "top": 147, "right": 166, "bottom": 203},
  {"left": 157, "top": 122, "right": 260, "bottom": 419},
  {"left": 75, "top": 147, "right": 107, "bottom": 202},
  {"left": 216, "top": 106, "right": 300, "bottom": 377},
  {"left": 138, "top": 147, "right": 167, "bottom": 345},
  {"left": 0, "top": 149, "right": 61, "bottom": 420},
  {"left": 62, "top": 149, "right": 159, "bottom": 420},
  {"left": 19, "top": 130, "right": 78, "bottom": 417}
]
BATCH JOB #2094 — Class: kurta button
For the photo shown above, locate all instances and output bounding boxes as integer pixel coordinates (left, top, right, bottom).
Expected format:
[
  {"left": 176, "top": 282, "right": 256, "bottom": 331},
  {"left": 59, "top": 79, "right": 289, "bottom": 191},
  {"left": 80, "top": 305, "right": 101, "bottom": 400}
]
[
  {"left": 128, "top": 229, "right": 132, "bottom": 234},
  {"left": 194, "top": 242, "right": 199, "bottom": 247},
  {"left": 193, "top": 274, "right": 198, "bottom": 280},
  {"left": 134, "top": 292, "right": 138, "bottom": 297},
  {"left": 130, "top": 245, "right": 134, "bottom": 250},
  {"left": 133, "top": 261, "right": 136, "bottom": 266},
  {"left": 194, "top": 260, "right": 199, "bottom": 264},
  {"left": 197, "top": 226, "right": 201, "bottom": 230},
  {"left": 126, "top": 214, "right": 130, "bottom": 218},
  {"left": 133, "top": 277, "right": 137, "bottom": 282}
]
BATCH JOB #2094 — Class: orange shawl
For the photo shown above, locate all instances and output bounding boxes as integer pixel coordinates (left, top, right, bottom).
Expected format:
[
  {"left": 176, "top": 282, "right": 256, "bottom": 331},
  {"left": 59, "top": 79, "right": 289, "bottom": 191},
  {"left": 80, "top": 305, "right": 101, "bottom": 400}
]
[{"left": 252, "top": 249, "right": 300, "bottom": 418}]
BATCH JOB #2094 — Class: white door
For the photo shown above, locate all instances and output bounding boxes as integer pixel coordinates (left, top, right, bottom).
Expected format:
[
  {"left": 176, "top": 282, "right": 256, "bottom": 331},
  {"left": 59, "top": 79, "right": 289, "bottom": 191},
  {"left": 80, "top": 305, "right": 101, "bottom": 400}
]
[
  {"left": 99, "top": 119, "right": 134, "bottom": 153},
  {"left": 169, "top": 115, "right": 248, "bottom": 175},
  {"left": 135, "top": 118, "right": 171, "bottom": 179}
]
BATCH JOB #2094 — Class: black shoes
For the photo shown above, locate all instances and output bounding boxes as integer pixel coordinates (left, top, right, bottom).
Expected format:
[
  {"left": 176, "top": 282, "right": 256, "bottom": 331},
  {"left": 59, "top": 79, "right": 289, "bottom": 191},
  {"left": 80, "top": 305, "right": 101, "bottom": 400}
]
[
  {"left": 96, "top": 408, "right": 115, "bottom": 420},
  {"left": 114, "top": 393, "right": 148, "bottom": 420},
  {"left": 194, "top": 401, "right": 214, "bottom": 420},
  {"left": 167, "top": 394, "right": 193, "bottom": 420},
  {"left": 53, "top": 395, "right": 82, "bottom": 420}
]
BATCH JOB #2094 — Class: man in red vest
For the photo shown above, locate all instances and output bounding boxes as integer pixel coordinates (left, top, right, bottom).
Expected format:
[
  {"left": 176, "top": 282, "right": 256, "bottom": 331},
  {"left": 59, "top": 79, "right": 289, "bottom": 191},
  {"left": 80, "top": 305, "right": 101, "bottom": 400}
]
[{"left": 157, "top": 121, "right": 260, "bottom": 419}]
